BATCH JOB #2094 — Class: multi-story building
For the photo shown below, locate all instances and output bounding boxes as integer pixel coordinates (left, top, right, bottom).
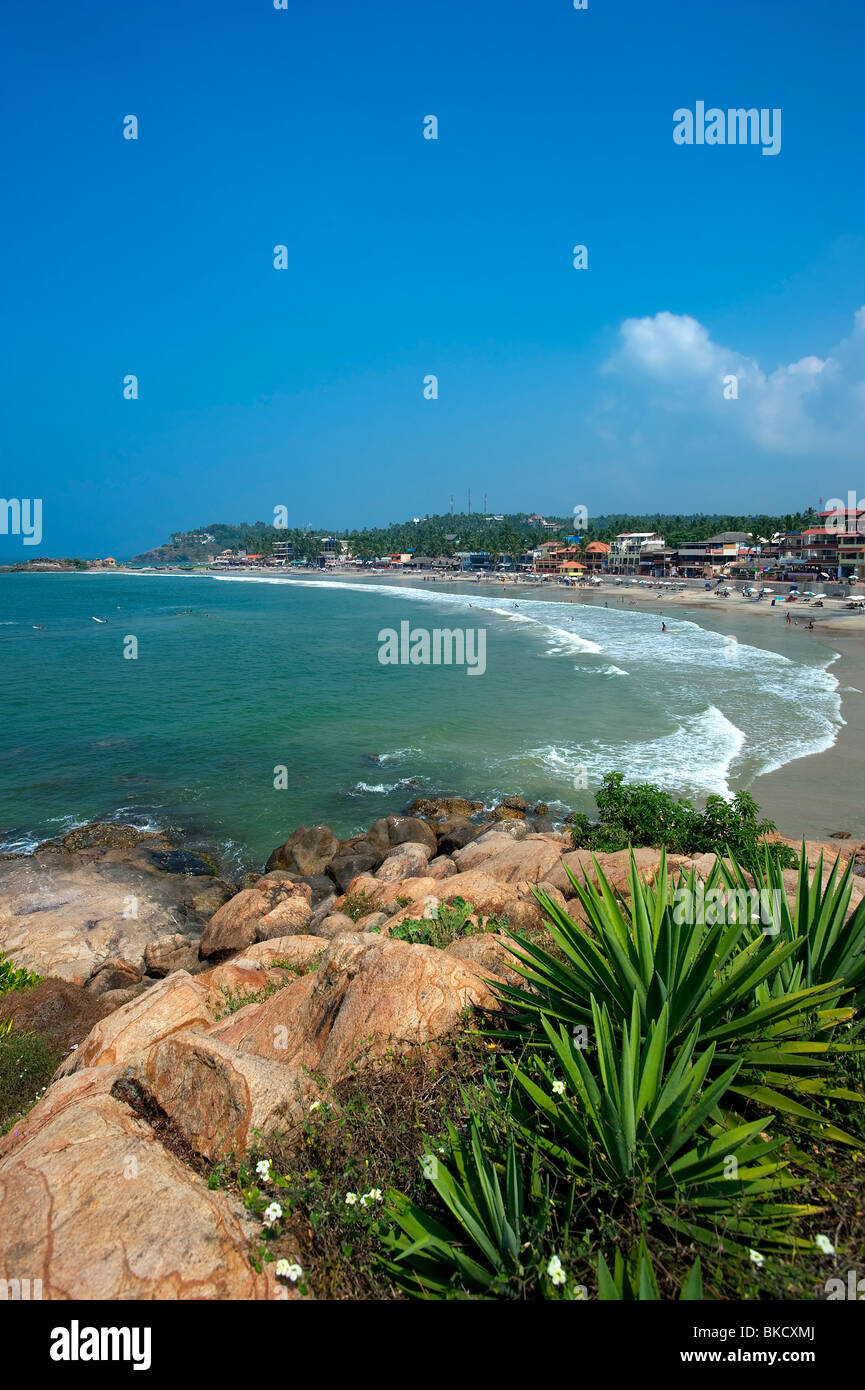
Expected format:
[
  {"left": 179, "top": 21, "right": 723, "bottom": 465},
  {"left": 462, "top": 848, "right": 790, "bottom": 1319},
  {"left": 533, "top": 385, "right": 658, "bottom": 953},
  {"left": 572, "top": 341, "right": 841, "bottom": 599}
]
[{"left": 607, "top": 532, "right": 665, "bottom": 575}]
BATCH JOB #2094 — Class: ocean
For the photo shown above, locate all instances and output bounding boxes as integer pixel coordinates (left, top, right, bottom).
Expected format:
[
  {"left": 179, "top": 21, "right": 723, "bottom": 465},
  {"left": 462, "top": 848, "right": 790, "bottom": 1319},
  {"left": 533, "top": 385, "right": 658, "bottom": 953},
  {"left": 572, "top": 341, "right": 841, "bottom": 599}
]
[{"left": 0, "top": 572, "right": 843, "bottom": 871}]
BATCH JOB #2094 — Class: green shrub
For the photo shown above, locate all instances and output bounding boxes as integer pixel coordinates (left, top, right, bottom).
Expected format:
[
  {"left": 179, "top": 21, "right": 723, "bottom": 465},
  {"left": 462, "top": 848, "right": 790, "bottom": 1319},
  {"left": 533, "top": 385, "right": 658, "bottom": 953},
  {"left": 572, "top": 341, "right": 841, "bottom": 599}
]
[
  {"left": 569, "top": 773, "right": 796, "bottom": 874},
  {"left": 0, "top": 952, "right": 41, "bottom": 997},
  {"left": 0, "top": 1021, "right": 59, "bottom": 1134},
  {"left": 390, "top": 897, "right": 509, "bottom": 950}
]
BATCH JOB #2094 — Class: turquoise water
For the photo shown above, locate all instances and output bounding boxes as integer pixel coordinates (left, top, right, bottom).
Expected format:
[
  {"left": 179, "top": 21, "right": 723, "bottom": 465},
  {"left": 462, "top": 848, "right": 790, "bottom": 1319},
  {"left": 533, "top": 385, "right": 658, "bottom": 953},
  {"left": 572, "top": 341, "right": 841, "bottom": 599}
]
[{"left": 0, "top": 572, "right": 843, "bottom": 870}]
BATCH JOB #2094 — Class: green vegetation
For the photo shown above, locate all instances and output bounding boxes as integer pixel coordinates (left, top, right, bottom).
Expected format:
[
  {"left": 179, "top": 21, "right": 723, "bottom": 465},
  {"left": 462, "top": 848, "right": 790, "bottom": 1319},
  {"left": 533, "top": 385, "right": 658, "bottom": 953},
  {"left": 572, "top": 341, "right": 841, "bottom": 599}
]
[
  {"left": 134, "top": 505, "right": 820, "bottom": 567},
  {"left": 376, "top": 848, "right": 865, "bottom": 1299},
  {"left": 0, "top": 952, "right": 41, "bottom": 997},
  {"left": 390, "top": 897, "right": 509, "bottom": 949},
  {"left": 568, "top": 773, "right": 797, "bottom": 874},
  {"left": 0, "top": 1019, "right": 59, "bottom": 1135}
]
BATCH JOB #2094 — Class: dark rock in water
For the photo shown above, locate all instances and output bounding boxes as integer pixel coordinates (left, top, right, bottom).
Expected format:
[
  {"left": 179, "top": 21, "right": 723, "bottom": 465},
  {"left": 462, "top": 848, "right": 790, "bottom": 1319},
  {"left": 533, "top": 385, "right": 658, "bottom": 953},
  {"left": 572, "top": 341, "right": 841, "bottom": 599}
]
[
  {"left": 501, "top": 796, "right": 528, "bottom": 812},
  {"left": 361, "top": 754, "right": 382, "bottom": 764},
  {"left": 269, "top": 825, "right": 339, "bottom": 876},
  {"left": 437, "top": 817, "right": 481, "bottom": 855},
  {"left": 365, "top": 818, "right": 392, "bottom": 856},
  {"left": 533, "top": 803, "right": 550, "bottom": 817},
  {"left": 147, "top": 849, "right": 216, "bottom": 877},
  {"left": 530, "top": 816, "right": 556, "bottom": 834},
  {"left": 491, "top": 804, "right": 525, "bottom": 821},
  {"left": 41, "top": 822, "right": 154, "bottom": 855},
  {"left": 409, "top": 796, "right": 484, "bottom": 820},
  {"left": 830, "top": 831, "right": 852, "bottom": 839}
]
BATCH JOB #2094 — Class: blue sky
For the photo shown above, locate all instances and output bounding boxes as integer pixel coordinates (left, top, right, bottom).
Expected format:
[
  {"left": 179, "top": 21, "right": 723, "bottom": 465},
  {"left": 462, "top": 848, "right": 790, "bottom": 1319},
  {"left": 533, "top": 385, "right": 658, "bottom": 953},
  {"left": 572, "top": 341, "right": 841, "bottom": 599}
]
[{"left": 2, "top": 0, "right": 864, "bottom": 556}]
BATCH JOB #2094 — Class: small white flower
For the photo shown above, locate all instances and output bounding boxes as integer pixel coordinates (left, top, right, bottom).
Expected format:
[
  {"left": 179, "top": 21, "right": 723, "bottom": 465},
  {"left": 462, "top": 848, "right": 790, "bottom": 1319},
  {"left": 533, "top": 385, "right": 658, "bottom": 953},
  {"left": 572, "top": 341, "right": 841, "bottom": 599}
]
[
  {"left": 815, "top": 1235, "right": 835, "bottom": 1256},
  {"left": 547, "top": 1254, "right": 566, "bottom": 1285},
  {"left": 308, "top": 1100, "right": 321, "bottom": 1112},
  {"left": 275, "top": 1259, "right": 303, "bottom": 1281},
  {"left": 748, "top": 1248, "right": 765, "bottom": 1268},
  {"left": 256, "top": 1159, "right": 271, "bottom": 1182},
  {"left": 360, "top": 1187, "right": 383, "bottom": 1207},
  {"left": 345, "top": 1191, "right": 358, "bottom": 1206},
  {"left": 551, "top": 1079, "right": 566, "bottom": 1097},
  {"left": 263, "top": 1201, "right": 283, "bottom": 1228},
  {"left": 275, "top": 1259, "right": 290, "bottom": 1277}
]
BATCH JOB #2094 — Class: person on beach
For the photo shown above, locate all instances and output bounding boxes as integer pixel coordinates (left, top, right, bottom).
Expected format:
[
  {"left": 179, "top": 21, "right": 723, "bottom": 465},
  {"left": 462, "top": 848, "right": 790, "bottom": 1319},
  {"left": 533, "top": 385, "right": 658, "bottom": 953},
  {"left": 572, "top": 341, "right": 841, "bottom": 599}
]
[{"left": 786, "top": 612, "right": 791, "bottom": 624}]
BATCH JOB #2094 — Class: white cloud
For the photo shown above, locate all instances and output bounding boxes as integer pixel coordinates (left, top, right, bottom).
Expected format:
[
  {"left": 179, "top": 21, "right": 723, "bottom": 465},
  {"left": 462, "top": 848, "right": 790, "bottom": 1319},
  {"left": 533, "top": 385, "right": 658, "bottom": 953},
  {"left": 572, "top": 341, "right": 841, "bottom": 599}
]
[{"left": 603, "top": 306, "right": 865, "bottom": 457}]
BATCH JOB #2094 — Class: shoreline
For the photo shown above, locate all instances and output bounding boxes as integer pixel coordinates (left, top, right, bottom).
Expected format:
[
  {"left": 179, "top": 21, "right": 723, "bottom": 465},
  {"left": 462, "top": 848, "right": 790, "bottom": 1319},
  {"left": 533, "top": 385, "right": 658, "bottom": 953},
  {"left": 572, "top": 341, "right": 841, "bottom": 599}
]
[
  {"left": 181, "top": 565, "right": 865, "bottom": 841},
  {"left": 10, "top": 566, "right": 865, "bottom": 844}
]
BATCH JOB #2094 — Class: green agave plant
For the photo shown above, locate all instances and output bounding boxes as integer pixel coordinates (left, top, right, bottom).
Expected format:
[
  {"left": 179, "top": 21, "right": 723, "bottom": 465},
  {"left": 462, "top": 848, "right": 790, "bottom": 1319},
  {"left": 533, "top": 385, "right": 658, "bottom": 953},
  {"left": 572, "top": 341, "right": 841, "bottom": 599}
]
[
  {"left": 379, "top": 1117, "right": 571, "bottom": 1300},
  {"left": 505, "top": 996, "right": 813, "bottom": 1249},
  {"left": 719, "top": 843, "right": 865, "bottom": 1011},
  {"left": 597, "top": 1237, "right": 703, "bottom": 1300},
  {"left": 494, "top": 850, "right": 862, "bottom": 1145}
]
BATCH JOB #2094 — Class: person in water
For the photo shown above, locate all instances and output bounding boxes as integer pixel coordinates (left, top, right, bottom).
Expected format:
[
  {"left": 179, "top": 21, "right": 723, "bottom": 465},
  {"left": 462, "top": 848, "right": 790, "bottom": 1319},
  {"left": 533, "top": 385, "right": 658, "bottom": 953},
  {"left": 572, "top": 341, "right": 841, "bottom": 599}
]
[{"left": 661, "top": 622, "right": 666, "bottom": 632}]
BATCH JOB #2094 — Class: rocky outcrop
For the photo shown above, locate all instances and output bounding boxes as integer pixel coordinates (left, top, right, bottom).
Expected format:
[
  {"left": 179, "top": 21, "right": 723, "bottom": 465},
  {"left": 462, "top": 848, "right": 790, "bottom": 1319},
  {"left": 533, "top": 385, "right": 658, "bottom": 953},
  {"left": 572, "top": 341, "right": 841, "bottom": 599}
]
[
  {"left": 199, "top": 879, "right": 312, "bottom": 958},
  {"left": 210, "top": 932, "right": 504, "bottom": 1081},
  {"left": 0, "top": 1066, "right": 274, "bottom": 1299},
  {"left": 0, "top": 824, "right": 225, "bottom": 987},
  {"left": 55, "top": 972, "right": 214, "bottom": 1076}
]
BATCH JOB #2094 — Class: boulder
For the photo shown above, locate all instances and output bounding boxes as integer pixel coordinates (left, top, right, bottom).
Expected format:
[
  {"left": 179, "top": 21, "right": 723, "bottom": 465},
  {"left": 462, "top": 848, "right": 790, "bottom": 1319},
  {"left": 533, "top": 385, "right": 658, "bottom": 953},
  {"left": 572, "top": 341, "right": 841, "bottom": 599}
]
[
  {"left": 254, "top": 894, "right": 313, "bottom": 940},
  {"left": 328, "top": 852, "right": 380, "bottom": 893},
  {"left": 0, "top": 837, "right": 225, "bottom": 986},
  {"left": 55, "top": 971, "right": 214, "bottom": 1077},
  {"left": 426, "top": 855, "right": 458, "bottom": 880},
  {"left": 491, "top": 805, "right": 525, "bottom": 821},
  {"left": 198, "top": 888, "right": 271, "bottom": 957},
  {"left": 436, "top": 818, "right": 481, "bottom": 855},
  {"left": 364, "top": 818, "right": 393, "bottom": 856},
  {"left": 126, "top": 1031, "right": 319, "bottom": 1162},
  {"left": 0, "top": 1068, "right": 273, "bottom": 1299},
  {"left": 409, "top": 796, "right": 484, "bottom": 819},
  {"left": 313, "top": 911, "right": 358, "bottom": 939},
  {"left": 273, "top": 825, "right": 340, "bottom": 876},
  {"left": 144, "top": 932, "right": 202, "bottom": 978},
  {"left": 445, "top": 933, "right": 524, "bottom": 987},
  {"left": 452, "top": 833, "right": 563, "bottom": 883},
  {"left": 199, "top": 882, "right": 312, "bottom": 957},
  {"left": 235, "top": 935, "right": 327, "bottom": 971},
  {"left": 386, "top": 816, "right": 438, "bottom": 854},
  {"left": 374, "top": 844, "right": 433, "bottom": 882},
  {"left": 500, "top": 796, "right": 528, "bottom": 812},
  {"left": 211, "top": 932, "right": 502, "bottom": 1082},
  {"left": 545, "top": 847, "right": 664, "bottom": 899},
  {"left": 84, "top": 956, "right": 142, "bottom": 996}
]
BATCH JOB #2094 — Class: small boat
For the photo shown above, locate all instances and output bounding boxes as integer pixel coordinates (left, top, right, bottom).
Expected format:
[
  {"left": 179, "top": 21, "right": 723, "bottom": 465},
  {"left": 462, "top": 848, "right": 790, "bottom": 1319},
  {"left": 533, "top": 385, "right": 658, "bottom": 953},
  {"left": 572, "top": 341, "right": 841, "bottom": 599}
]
[{"left": 91, "top": 616, "right": 107, "bottom": 624}]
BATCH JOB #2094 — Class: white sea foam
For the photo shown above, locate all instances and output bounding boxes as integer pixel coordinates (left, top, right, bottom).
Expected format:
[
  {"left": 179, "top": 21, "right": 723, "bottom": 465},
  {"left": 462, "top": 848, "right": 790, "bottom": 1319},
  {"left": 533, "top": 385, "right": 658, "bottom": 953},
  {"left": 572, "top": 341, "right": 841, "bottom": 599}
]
[{"left": 527, "top": 705, "right": 747, "bottom": 800}]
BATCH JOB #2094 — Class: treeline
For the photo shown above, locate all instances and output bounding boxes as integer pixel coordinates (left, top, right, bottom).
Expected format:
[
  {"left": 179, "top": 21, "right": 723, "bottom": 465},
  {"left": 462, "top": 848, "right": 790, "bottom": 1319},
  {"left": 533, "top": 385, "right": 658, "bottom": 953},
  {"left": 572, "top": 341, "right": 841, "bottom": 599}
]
[{"left": 138, "top": 507, "right": 819, "bottom": 564}]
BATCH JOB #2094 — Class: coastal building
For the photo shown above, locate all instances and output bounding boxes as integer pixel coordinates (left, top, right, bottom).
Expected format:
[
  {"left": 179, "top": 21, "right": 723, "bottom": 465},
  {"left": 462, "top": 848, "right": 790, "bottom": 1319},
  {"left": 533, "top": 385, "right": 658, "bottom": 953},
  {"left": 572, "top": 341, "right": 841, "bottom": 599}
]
[
  {"left": 607, "top": 532, "right": 665, "bottom": 575},
  {"left": 272, "top": 539, "right": 294, "bottom": 564},
  {"left": 583, "top": 541, "right": 610, "bottom": 573},
  {"left": 778, "top": 511, "right": 864, "bottom": 579}
]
